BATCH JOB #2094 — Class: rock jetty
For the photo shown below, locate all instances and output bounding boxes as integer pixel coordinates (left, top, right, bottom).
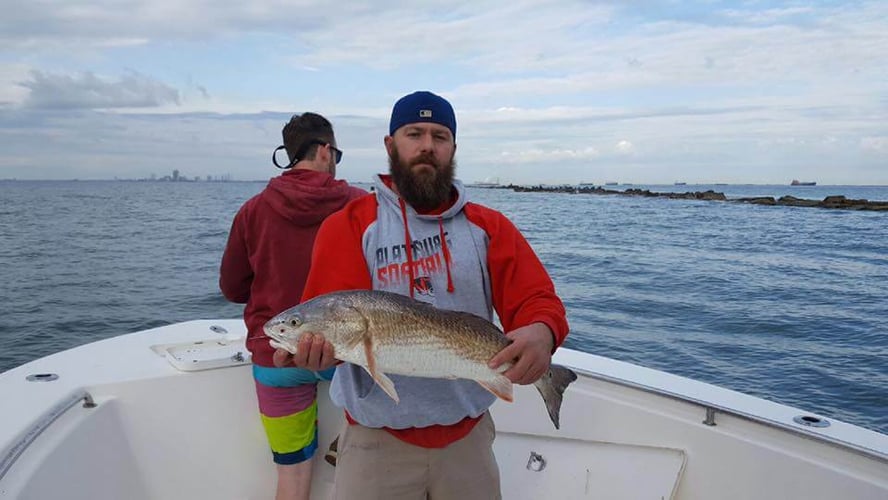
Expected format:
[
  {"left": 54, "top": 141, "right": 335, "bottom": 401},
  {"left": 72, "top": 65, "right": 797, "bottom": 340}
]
[{"left": 501, "top": 185, "right": 888, "bottom": 211}]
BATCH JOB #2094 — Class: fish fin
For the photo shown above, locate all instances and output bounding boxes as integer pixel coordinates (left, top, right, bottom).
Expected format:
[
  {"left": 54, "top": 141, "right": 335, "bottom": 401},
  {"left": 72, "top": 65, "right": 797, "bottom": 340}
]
[
  {"left": 368, "top": 369, "right": 399, "bottom": 403},
  {"left": 478, "top": 375, "right": 513, "bottom": 402},
  {"left": 269, "top": 339, "right": 297, "bottom": 355},
  {"left": 341, "top": 306, "right": 371, "bottom": 351},
  {"left": 362, "top": 335, "right": 400, "bottom": 403},
  {"left": 533, "top": 363, "right": 578, "bottom": 430}
]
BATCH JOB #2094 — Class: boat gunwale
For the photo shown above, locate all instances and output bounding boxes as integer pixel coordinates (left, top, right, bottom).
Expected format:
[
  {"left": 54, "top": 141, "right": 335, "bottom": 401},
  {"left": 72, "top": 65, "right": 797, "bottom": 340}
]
[
  {"left": 2, "top": 319, "right": 886, "bottom": 479},
  {"left": 555, "top": 349, "right": 888, "bottom": 463}
]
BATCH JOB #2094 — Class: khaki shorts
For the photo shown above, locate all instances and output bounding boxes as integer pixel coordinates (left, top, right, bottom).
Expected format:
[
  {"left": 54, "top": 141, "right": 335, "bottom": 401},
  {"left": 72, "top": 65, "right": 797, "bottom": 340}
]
[{"left": 332, "top": 412, "right": 501, "bottom": 500}]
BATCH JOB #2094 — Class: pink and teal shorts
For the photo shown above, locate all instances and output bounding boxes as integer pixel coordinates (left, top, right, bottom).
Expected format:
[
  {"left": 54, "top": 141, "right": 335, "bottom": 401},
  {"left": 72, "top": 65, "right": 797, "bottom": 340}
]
[{"left": 252, "top": 364, "right": 335, "bottom": 465}]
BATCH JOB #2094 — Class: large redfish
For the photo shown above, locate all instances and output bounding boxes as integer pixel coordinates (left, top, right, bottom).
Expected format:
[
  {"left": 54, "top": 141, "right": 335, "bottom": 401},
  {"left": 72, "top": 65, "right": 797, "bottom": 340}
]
[{"left": 264, "top": 289, "right": 576, "bottom": 429}]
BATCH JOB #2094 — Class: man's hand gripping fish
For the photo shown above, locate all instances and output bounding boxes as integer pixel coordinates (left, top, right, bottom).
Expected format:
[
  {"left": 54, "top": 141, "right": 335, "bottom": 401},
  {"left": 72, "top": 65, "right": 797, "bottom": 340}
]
[{"left": 264, "top": 290, "right": 577, "bottom": 429}]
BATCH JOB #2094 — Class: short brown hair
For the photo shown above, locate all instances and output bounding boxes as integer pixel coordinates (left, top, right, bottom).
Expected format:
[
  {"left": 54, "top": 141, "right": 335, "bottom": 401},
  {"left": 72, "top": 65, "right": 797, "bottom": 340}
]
[{"left": 282, "top": 112, "right": 336, "bottom": 164}]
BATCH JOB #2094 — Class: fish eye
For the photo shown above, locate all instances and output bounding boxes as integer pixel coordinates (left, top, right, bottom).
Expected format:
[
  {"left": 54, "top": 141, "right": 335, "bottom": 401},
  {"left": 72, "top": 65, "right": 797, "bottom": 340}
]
[{"left": 289, "top": 316, "right": 302, "bottom": 327}]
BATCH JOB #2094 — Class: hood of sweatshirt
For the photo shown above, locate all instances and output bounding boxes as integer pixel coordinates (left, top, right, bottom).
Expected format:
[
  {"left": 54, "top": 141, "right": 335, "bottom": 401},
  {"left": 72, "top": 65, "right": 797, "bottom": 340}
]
[{"left": 261, "top": 169, "right": 361, "bottom": 226}]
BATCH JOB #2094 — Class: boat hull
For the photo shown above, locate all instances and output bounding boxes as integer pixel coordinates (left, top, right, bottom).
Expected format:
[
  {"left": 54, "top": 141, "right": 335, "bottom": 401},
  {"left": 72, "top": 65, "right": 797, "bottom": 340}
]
[{"left": 1, "top": 320, "right": 886, "bottom": 499}]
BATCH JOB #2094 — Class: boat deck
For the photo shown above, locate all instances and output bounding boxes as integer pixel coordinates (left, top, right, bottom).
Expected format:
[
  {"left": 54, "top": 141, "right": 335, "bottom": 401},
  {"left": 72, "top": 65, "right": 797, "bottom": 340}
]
[{"left": 1, "top": 320, "right": 886, "bottom": 499}]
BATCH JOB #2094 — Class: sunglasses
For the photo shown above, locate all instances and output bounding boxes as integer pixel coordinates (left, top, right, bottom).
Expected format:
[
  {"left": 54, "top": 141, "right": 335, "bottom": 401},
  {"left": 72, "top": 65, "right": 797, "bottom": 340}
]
[
  {"left": 314, "top": 140, "right": 343, "bottom": 165},
  {"left": 272, "top": 139, "right": 343, "bottom": 169}
]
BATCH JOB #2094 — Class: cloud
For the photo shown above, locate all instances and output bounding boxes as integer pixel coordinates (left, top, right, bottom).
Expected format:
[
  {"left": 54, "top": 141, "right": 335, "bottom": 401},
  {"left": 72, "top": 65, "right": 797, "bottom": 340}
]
[
  {"left": 20, "top": 70, "right": 180, "bottom": 110},
  {"left": 0, "top": 64, "right": 32, "bottom": 107},
  {"left": 0, "top": 0, "right": 318, "bottom": 47},
  {"left": 0, "top": 110, "right": 273, "bottom": 178},
  {"left": 499, "top": 146, "right": 600, "bottom": 164},
  {"left": 291, "top": 2, "right": 615, "bottom": 71},
  {"left": 2, "top": 1, "right": 887, "bottom": 184},
  {"left": 860, "top": 136, "right": 888, "bottom": 152},
  {"left": 0, "top": 109, "right": 391, "bottom": 181},
  {"left": 720, "top": 7, "right": 815, "bottom": 25},
  {"left": 615, "top": 140, "right": 634, "bottom": 154}
]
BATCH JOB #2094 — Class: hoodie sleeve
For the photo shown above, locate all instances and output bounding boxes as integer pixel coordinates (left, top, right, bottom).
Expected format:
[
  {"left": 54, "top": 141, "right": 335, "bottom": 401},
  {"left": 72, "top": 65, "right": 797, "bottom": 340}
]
[
  {"left": 464, "top": 203, "right": 569, "bottom": 347},
  {"left": 301, "top": 196, "right": 375, "bottom": 300},
  {"left": 219, "top": 207, "right": 253, "bottom": 303}
]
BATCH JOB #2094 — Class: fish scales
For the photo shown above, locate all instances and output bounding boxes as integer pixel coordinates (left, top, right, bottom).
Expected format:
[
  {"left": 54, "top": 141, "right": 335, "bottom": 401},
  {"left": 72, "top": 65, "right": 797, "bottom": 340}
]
[
  {"left": 265, "top": 289, "right": 577, "bottom": 429},
  {"left": 351, "top": 295, "right": 503, "bottom": 379}
]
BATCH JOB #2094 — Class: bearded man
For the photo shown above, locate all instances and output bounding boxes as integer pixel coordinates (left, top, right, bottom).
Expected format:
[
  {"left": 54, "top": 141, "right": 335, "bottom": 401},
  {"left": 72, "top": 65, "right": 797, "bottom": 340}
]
[{"left": 275, "top": 91, "right": 570, "bottom": 500}]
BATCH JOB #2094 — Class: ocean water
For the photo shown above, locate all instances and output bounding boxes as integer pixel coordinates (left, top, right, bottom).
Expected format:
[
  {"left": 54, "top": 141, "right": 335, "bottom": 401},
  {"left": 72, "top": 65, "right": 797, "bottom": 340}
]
[{"left": 1, "top": 180, "right": 886, "bottom": 435}]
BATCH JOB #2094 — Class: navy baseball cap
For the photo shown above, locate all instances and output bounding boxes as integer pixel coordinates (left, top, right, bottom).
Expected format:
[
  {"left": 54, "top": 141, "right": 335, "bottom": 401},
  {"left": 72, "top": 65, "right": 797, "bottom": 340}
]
[{"left": 389, "top": 91, "right": 456, "bottom": 139}]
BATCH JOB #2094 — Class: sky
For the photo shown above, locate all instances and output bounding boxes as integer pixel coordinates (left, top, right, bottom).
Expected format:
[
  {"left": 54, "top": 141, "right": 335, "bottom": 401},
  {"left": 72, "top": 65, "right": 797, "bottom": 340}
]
[{"left": 1, "top": 1, "right": 886, "bottom": 185}]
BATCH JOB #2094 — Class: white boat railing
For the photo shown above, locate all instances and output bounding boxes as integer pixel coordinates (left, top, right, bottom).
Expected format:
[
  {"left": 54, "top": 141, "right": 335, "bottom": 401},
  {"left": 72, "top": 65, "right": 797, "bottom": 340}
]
[
  {"left": 567, "top": 362, "right": 888, "bottom": 463},
  {"left": 0, "top": 389, "right": 96, "bottom": 482}
]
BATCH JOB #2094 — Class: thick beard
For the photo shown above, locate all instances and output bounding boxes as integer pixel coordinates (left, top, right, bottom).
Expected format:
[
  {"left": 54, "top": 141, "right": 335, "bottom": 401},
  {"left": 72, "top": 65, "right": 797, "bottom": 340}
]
[{"left": 389, "top": 146, "right": 455, "bottom": 212}]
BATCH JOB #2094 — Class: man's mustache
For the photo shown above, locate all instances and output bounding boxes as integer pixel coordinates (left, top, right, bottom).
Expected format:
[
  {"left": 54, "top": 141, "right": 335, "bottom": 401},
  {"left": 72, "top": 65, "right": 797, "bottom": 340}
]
[{"left": 409, "top": 153, "right": 439, "bottom": 168}]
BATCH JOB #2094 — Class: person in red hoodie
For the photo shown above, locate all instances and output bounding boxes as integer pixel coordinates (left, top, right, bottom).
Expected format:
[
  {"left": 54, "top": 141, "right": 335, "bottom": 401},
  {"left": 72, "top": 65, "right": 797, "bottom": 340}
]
[
  {"left": 276, "top": 92, "right": 569, "bottom": 499},
  {"left": 219, "top": 112, "right": 365, "bottom": 500}
]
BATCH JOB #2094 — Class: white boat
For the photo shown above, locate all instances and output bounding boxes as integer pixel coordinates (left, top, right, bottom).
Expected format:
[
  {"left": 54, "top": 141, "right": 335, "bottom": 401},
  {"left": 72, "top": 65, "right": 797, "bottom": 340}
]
[{"left": 1, "top": 319, "right": 886, "bottom": 499}]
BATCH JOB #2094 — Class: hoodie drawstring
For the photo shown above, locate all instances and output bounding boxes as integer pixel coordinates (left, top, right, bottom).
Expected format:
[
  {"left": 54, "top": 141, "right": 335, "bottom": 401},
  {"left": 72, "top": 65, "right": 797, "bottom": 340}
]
[
  {"left": 438, "top": 217, "right": 455, "bottom": 293},
  {"left": 399, "top": 198, "right": 417, "bottom": 298},
  {"left": 397, "top": 198, "right": 455, "bottom": 296}
]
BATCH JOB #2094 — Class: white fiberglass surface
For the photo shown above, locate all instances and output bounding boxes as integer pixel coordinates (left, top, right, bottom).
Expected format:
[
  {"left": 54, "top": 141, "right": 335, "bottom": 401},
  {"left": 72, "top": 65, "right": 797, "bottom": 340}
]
[{"left": 2, "top": 321, "right": 887, "bottom": 499}]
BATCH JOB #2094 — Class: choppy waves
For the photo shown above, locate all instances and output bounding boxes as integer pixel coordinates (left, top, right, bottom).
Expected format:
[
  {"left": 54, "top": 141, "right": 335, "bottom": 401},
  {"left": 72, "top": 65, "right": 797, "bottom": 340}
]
[{"left": 1, "top": 180, "right": 886, "bottom": 434}]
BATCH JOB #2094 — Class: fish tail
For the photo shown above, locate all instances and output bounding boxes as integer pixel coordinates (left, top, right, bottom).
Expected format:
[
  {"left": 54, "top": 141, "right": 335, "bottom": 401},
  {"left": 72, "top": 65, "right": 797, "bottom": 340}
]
[{"left": 534, "top": 363, "right": 578, "bottom": 429}]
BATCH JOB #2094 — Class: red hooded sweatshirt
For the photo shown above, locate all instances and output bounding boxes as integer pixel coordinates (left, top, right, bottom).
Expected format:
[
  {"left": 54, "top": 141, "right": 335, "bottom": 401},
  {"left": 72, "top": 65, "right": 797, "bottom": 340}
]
[{"left": 219, "top": 169, "right": 366, "bottom": 366}]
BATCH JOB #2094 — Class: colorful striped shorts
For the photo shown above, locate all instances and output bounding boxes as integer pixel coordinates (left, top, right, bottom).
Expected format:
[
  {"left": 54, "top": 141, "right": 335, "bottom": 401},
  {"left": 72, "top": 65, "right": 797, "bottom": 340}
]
[{"left": 252, "top": 364, "right": 336, "bottom": 465}]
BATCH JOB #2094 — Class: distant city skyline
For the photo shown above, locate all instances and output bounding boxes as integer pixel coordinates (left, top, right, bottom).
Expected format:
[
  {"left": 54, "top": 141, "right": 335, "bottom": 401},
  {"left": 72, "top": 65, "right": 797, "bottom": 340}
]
[
  {"left": 1, "top": 1, "right": 886, "bottom": 185},
  {"left": 118, "top": 169, "right": 234, "bottom": 182}
]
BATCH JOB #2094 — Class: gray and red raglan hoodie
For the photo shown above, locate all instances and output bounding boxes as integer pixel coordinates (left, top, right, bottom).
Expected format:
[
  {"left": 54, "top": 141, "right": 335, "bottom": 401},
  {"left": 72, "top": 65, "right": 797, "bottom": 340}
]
[
  {"left": 219, "top": 168, "right": 365, "bottom": 367},
  {"left": 301, "top": 174, "right": 569, "bottom": 448}
]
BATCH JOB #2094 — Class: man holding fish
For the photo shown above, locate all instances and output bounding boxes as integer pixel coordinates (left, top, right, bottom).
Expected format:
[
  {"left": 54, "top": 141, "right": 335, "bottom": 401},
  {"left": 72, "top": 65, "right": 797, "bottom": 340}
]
[{"left": 273, "top": 91, "right": 571, "bottom": 499}]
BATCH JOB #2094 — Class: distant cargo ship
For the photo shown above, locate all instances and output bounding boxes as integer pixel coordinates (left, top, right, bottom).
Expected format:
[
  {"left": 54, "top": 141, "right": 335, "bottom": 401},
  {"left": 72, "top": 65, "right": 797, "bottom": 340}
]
[
  {"left": 791, "top": 180, "right": 817, "bottom": 186},
  {"left": 468, "top": 177, "right": 501, "bottom": 188}
]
